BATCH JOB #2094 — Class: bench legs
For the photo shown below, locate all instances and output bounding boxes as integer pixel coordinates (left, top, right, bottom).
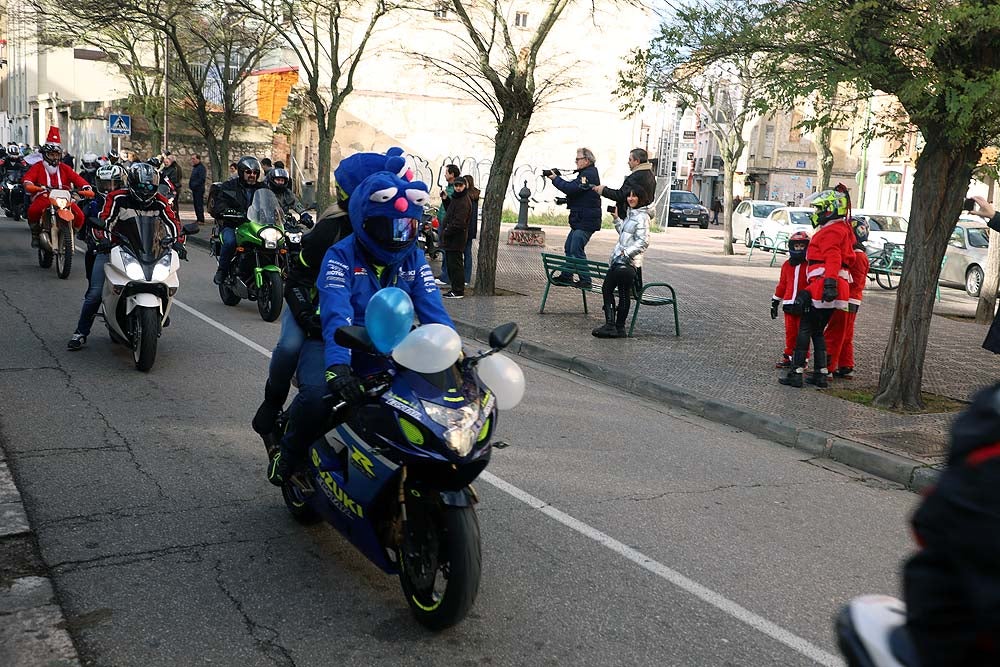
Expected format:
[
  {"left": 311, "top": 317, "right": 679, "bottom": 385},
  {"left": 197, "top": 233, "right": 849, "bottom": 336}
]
[{"left": 628, "top": 283, "right": 680, "bottom": 338}]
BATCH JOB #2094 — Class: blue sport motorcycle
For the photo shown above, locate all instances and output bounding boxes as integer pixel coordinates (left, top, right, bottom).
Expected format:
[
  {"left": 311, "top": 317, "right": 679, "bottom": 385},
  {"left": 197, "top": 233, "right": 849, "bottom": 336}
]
[{"left": 268, "top": 320, "right": 523, "bottom": 630}]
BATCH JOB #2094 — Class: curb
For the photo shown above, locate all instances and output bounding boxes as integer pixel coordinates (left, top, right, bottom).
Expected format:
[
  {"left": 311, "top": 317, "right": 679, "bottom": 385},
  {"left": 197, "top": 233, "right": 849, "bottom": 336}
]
[
  {"left": 0, "top": 458, "right": 82, "bottom": 666},
  {"left": 452, "top": 318, "right": 942, "bottom": 493}
]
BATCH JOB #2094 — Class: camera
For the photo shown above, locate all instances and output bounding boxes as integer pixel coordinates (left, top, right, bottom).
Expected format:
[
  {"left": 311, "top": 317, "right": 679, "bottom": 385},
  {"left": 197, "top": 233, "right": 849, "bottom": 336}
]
[
  {"left": 555, "top": 196, "right": 568, "bottom": 206},
  {"left": 606, "top": 205, "right": 617, "bottom": 214},
  {"left": 542, "top": 168, "right": 561, "bottom": 178},
  {"left": 963, "top": 197, "right": 976, "bottom": 211}
]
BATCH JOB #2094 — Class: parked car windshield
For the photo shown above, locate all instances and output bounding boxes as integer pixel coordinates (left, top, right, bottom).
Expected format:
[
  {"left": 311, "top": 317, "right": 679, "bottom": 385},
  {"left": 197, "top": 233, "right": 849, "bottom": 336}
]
[
  {"left": 862, "top": 214, "right": 908, "bottom": 233},
  {"left": 670, "top": 192, "right": 700, "bottom": 205},
  {"left": 753, "top": 203, "right": 782, "bottom": 218},
  {"left": 788, "top": 211, "right": 812, "bottom": 226},
  {"left": 967, "top": 227, "right": 990, "bottom": 248}
]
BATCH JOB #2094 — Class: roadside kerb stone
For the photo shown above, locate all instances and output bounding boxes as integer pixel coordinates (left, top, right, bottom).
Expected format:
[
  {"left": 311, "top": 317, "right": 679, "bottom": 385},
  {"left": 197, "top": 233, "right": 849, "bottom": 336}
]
[{"left": 453, "top": 317, "right": 939, "bottom": 492}]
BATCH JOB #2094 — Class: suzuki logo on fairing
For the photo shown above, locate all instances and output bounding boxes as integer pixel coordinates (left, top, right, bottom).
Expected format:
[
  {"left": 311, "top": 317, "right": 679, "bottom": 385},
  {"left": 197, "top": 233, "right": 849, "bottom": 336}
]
[{"left": 312, "top": 449, "right": 364, "bottom": 518}]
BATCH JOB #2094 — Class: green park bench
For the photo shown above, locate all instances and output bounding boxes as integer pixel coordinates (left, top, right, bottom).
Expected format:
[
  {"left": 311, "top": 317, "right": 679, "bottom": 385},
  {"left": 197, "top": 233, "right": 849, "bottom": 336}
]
[
  {"left": 539, "top": 253, "right": 680, "bottom": 337},
  {"left": 747, "top": 231, "right": 791, "bottom": 267}
]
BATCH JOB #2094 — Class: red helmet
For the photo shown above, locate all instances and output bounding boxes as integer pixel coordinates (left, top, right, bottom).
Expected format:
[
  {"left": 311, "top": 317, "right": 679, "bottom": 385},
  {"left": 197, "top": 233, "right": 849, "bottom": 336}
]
[{"left": 789, "top": 231, "right": 810, "bottom": 245}]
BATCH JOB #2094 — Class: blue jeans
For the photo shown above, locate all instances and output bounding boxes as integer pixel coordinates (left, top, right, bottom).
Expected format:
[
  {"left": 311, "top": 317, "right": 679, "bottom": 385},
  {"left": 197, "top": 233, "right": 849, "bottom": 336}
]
[
  {"left": 76, "top": 252, "right": 108, "bottom": 336},
  {"left": 278, "top": 338, "right": 328, "bottom": 461},
  {"left": 563, "top": 228, "right": 595, "bottom": 284},
  {"left": 268, "top": 308, "right": 306, "bottom": 403},
  {"left": 218, "top": 226, "right": 237, "bottom": 269},
  {"left": 439, "top": 236, "right": 474, "bottom": 284}
]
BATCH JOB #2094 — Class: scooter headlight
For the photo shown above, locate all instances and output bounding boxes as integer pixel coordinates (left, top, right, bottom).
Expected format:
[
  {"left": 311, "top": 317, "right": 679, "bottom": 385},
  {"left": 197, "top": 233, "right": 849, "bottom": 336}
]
[
  {"left": 421, "top": 401, "right": 480, "bottom": 457},
  {"left": 151, "top": 252, "right": 172, "bottom": 282},
  {"left": 259, "top": 227, "right": 282, "bottom": 249},
  {"left": 121, "top": 251, "right": 145, "bottom": 281},
  {"left": 286, "top": 231, "right": 303, "bottom": 244}
]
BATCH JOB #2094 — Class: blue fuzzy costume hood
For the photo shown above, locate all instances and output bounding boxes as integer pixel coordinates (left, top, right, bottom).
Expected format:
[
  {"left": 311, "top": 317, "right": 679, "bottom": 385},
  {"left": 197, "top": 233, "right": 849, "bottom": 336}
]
[
  {"left": 348, "top": 171, "right": 430, "bottom": 265},
  {"left": 333, "top": 147, "right": 408, "bottom": 201}
]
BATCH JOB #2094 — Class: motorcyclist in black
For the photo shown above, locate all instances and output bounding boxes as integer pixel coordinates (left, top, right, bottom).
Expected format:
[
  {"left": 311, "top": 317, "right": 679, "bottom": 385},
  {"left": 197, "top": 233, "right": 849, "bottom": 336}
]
[
  {"left": 903, "top": 382, "right": 1000, "bottom": 665},
  {"left": 266, "top": 167, "right": 313, "bottom": 227},
  {"left": 211, "top": 156, "right": 264, "bottom": 285},
  {"left": 79, "top": 152, "right": 100, "bottom": 187},
  {"left": 0, "top": 143, "right": 28, "bottom": 179}
]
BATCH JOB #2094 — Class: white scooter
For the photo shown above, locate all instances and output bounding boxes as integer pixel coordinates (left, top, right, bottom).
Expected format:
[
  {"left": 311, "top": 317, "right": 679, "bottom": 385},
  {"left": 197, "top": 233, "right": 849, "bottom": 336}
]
[
  {"left": 836, "top": 595, "right": 917, "bottom": 667},
  {"left": 99, "top": 213, "right": 198, "bottom": 371}
]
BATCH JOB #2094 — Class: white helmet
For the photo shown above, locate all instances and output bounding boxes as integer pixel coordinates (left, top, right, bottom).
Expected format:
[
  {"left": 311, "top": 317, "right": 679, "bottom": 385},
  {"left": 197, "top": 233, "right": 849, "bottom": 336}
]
[
  {"left": 6, "top": 143, "right": 19, "bottom": 157},
  {"left": 82, "top": 152, "right": 99, "bottom": 170},
  {"left": 96, "top": 164, "right": 126, "bottom": 193}
]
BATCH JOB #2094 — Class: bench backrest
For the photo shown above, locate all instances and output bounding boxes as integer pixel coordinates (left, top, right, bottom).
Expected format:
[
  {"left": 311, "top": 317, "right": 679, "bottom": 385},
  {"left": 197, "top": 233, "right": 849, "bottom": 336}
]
[{"left": 541, "top": 253, "right": 609, "bottom": 280}]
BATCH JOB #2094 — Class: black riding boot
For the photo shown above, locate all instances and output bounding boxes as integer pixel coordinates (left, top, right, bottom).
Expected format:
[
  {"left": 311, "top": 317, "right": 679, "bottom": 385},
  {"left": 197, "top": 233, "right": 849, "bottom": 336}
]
[
  {"left": 252, "top": 380, "right": 285, "bottom": 435},
  {"left": 779, "top": 349, "right": 807, "bottom": 387},
  {"left": 592, "top": 305, "right": 618, "bottom": 338},
  {"left": 612, "top": 302, "right": 629, "bottom": 338},
  {"left": 805, "top": 350, "right": 830, "bottom": 388}
]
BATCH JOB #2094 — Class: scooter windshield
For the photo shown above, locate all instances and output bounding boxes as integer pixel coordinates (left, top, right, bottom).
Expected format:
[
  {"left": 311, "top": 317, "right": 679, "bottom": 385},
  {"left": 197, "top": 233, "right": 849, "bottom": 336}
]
[
  {"left": 116, "top": 214, "right": 167, "bottom": 264},
  {"left": 248, "top": 188, "right": 282, "bottom": 227}
]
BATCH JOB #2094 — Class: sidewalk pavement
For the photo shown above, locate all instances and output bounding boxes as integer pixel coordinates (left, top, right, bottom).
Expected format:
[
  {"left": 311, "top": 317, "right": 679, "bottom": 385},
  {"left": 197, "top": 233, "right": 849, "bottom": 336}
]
[
  {"left": 180, "top": 211, "right": 998, "bottom": 491},
  {"left": 0, "top": 452, "right": 81, "bottom": 666}
]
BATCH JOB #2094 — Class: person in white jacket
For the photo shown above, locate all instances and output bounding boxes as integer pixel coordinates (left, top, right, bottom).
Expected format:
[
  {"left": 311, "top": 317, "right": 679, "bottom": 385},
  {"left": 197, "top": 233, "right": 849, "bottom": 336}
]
[{"left": 593, "top": 185, "right": 651, "bottom": 338}]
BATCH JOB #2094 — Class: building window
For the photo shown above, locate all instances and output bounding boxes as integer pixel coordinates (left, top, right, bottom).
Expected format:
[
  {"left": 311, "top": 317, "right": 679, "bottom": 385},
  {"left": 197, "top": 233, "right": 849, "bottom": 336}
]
[
  {"left": 878, "top": 171, "right": 903, "bottom": 212},
  {"left": 433, "top": 2, "right": 449, "bottom": 19},
  {"left": 515, "top": 11, "right": 528, "bottom": 28}
]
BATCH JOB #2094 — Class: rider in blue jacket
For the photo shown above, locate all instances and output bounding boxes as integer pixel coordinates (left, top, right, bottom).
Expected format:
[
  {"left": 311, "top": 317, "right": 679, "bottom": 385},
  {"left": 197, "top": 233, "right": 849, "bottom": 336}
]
[{"left": 268, "top": 169, "right": 454, "bottom": 484}]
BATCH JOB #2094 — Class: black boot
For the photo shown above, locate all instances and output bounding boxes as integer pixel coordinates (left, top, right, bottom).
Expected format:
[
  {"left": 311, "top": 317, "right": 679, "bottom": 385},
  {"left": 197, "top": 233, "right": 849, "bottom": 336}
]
[
  {"left": 779, "top": 368, "right": 804, "bottom": 387},
  {"left": 252, "top": 381, "right": 285, "bottom": 435},
  {"left": 612, "top": 304, "right": 629, "bottom": 338},
  {"left": 805, "top": 350, "right": 830, "bottom": 388},
  {"left": 592, "top": 305, "right": 618, "bottom": 338}
]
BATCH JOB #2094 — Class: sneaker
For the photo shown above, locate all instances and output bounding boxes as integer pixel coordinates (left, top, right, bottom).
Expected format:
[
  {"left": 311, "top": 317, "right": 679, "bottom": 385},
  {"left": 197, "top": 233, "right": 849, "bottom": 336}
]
[
  {"left": 443, "top": 291, "right": 464, "bottom": 299},
  {"left": 434, "top": 278, "right": 448, "bottom": 286},
  {"left": 832, "top": 367, "right": 854, "bottom": 379},
  {"left": 775, "top": 355, "right": 792, "bottom": 369},
  {"left": 551, "top": 274, "right": 574, "bottom": 286},
  {"left": 67, "top": 333, "right": 87, "bottom": 351},
  {"left": 213, "top": 269, "right": 225, "bottom": 285}
]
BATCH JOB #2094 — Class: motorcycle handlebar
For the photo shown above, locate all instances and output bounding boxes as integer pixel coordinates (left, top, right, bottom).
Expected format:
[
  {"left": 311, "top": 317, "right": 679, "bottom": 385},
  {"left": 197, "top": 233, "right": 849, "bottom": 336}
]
[{"left": 324, "top": 380, "right": 391, "bottom": 413}]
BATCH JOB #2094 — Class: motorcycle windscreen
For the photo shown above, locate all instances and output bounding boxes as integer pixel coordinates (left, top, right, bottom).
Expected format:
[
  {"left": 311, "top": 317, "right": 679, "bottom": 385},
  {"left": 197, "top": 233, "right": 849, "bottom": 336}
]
[
  {"left": 247, "top": 188, "right": 282, "bottom": 227},
  {"left": 116, "top": 214, "right": 167, "bottom": 265}
]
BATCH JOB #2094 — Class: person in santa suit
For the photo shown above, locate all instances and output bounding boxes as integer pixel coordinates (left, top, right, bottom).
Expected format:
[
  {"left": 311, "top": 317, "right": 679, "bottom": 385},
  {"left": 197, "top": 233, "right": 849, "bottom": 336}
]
[
  {"left": 770, "top": 230, "right": 811, "bottom": 369},
  {"left": 22, "top": 127, "right": 93, "bottom": 248},
  {"left": 779, "top": 184, "right": 855, "bottom": 388},
  {"left": 825, "top": 220, "right": 871, "bottom": 379}
]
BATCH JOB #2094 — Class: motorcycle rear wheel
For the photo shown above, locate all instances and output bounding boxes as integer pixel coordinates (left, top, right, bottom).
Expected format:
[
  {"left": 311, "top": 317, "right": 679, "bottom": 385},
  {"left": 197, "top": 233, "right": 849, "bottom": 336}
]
[
  {"left": 399, "top": 504, "right": 481, "bottom": 631},
  {"left": 55, "top": 226, "right": 72, "bottom": 279},
  {"left": 257, "top": 271, "right": 283, "bottom": 322},
  {"left": 132, "top": 306, "right": 160, "bottom": 372},
  {"left": 218, "top": 279, "right": 241, "bottom": 306}
]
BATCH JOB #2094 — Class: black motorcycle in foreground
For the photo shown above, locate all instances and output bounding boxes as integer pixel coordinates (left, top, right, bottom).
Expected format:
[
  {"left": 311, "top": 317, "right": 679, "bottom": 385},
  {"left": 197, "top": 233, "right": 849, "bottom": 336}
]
[{"left": 2, "top": 167, "right": 26, "bottom": 220}]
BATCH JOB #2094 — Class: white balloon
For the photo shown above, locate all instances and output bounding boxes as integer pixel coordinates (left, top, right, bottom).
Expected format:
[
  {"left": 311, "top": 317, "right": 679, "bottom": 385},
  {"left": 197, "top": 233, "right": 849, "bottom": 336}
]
[
  {"left": 391, "top": 324, "right": 462, "bottom": 373},
  {"left": 476, "top": 353, "right": 525, "bottom": 410}
]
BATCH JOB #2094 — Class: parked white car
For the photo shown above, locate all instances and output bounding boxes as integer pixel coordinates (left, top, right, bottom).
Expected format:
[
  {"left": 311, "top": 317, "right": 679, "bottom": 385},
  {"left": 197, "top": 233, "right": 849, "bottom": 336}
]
[
  {"left": 852, "top": 210, "right": 908, "bottom": 251},
  {"left": 732, "top": 200, "right": 784, "bottom": 246},
  {"left": 940, "top": 218, "right": 991, "bottom": 297},
  {"left": 748, "top": 207, "right": 814, "bottom": 248}
]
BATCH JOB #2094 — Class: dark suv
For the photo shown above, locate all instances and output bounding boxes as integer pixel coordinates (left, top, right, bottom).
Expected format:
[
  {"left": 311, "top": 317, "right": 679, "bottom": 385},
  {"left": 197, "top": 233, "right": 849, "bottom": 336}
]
[{"left": 666, "top": 191, "right": 710, "bottom": 228}]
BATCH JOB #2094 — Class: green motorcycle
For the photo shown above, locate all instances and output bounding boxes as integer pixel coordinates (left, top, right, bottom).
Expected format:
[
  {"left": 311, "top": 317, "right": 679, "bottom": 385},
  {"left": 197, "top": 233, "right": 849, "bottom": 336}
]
[{"left": 214, "top": 188, "right": 287, "bottom": 322}]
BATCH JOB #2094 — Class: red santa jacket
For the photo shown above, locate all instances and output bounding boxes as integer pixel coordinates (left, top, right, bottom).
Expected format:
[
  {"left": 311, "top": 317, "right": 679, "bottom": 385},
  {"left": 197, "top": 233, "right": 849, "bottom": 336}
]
[
  {"left": 773, "top": 259, "right": 809, "bottom": 306},
  {"left": 805, "top": 218, "right": 855, "bottom": 309},
  {"left": 23, "top": 161, "right": 91, "bottom": 200},
  {"left": 848, "top": 248, "right": 869, "bottom": 306}
]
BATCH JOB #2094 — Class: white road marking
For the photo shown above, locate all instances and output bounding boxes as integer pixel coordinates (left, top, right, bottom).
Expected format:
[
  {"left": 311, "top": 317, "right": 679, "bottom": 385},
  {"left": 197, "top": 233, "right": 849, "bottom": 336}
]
[{"left": 170, "top": 291, "right": 843, "bottom": 667}]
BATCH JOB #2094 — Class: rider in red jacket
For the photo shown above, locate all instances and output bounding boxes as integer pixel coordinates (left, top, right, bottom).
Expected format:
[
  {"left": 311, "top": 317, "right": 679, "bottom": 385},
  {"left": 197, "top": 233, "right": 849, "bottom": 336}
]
[{"left": 22, "top": 127, "right": 93, "bottom": 247}]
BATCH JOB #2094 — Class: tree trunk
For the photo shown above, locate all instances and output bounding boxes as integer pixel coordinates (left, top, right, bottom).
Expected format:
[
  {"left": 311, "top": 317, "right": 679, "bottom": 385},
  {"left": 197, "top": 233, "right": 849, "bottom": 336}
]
[
  {"left": 873, "top": 138, "right": 981, "bottom": 410},
  {"left": 315, "top": 103, "right": 340, "bottom": 212},
  {"left": 722, "top": 162, "right": 736, "bottom": 255},
  {"left": 815, "top": 123, "right": 834, "bottom": 190},
  {"left": 474, "top": 112, "right": 532, "bottom": 296}
]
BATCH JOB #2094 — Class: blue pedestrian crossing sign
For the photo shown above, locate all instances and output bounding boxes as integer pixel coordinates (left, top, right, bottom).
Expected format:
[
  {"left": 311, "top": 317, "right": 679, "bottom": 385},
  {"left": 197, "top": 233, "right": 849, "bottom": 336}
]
[{"left": 109, "top": 114, "right": 131, "bottom": 136}]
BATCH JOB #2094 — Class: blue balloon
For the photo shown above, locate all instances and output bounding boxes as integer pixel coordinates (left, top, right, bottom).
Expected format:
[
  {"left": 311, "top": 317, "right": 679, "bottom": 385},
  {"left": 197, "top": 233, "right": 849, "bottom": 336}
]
[{"left": 365, "top": 287, "right": 414, "bottom": 353}]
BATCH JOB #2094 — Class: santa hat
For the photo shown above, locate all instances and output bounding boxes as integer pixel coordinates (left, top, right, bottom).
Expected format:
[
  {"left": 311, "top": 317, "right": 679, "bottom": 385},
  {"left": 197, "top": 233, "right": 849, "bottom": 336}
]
[{"left": 44, "top": 126, "right": 61, "bottom": 148}]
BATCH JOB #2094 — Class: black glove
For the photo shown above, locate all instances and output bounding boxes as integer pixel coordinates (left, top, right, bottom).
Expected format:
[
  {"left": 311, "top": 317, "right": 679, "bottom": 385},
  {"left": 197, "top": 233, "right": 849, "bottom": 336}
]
[
  {"left": 770, "top": 298, "right": 780, "bottom": 320},
  {"left": 299, "top": 211, "right": 314, "bottom": 229},
  {"left": 326, "top": 364, "right": 365, "bottom": 405},
  {"left": 822, "top": 278, "right": 838, "bottom": 303},
  {"left": 173, "top": 242, "right": 188, "bottom": 261}
]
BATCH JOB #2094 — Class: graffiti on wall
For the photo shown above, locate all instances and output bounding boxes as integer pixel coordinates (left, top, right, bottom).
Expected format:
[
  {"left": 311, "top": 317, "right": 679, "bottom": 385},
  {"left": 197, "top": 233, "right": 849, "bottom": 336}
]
[{"left": 407, "top": 152, "right": 562, "bottom": 208}]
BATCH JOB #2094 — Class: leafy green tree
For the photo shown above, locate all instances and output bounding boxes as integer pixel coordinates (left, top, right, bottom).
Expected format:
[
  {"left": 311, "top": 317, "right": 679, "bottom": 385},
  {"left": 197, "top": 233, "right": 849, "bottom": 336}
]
[{"left": 631, "top": 0, "right": 1000, "bottom": 409}]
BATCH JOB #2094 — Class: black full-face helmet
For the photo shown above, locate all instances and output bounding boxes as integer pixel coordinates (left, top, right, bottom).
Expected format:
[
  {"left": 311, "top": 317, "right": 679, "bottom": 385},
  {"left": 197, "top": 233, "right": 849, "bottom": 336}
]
[
  {"left": 236, "top": 156, "right": 262, "bottom": 186},
  {"left": 127, "top": 162, "right": 160, "bottom": 204},
  {"left": 267, "top": 167, "right": 290, "bottom": 193}
]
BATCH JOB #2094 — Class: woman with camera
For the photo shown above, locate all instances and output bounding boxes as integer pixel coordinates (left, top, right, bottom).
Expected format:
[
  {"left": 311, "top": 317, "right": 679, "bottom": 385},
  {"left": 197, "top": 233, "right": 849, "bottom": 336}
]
[{"left": 592, "top": 185, "right": 651, "bottom": 338}]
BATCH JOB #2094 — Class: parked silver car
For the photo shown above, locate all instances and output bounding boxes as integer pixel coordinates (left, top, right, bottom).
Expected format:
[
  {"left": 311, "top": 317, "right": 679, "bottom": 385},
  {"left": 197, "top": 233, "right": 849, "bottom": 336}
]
[{"left": 939, "top": 218, "right": 990, "bottom": 297}]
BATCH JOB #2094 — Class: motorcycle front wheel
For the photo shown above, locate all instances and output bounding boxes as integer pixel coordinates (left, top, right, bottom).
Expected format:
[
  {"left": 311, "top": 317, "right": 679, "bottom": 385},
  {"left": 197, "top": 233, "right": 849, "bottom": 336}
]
[
  {"left": 132, "top": 306, "right": 160, "bottom": 372},
  {"left": 399, "top": 504, "right": 481, "bottom": 631},
  {"left": 257, "top": 271, "right": 283, "bottom": 322},
  {"left": 55, "top": 225, "right": 72, "bottom": 279}
]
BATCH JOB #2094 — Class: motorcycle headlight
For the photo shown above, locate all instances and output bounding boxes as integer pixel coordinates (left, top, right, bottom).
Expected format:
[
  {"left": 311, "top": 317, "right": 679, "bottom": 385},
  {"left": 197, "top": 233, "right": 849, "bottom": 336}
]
[
  {"left": 121, "top": 252, "right": 145, "bottom": 281},
  {"left": 151, "top": 252, "right": 172, "bottom": 282},
  {"left": 55, "top": 197, "right": 70, "bottom": 208},
  {"left": 259, "top": 227, "right": 283, "bottom": 249},
  {"left": 421, "top": 401, "right": 480, "bottom": 457},
  {"left": 286, "top": 231, "right": 303, "bottom": 244}
]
